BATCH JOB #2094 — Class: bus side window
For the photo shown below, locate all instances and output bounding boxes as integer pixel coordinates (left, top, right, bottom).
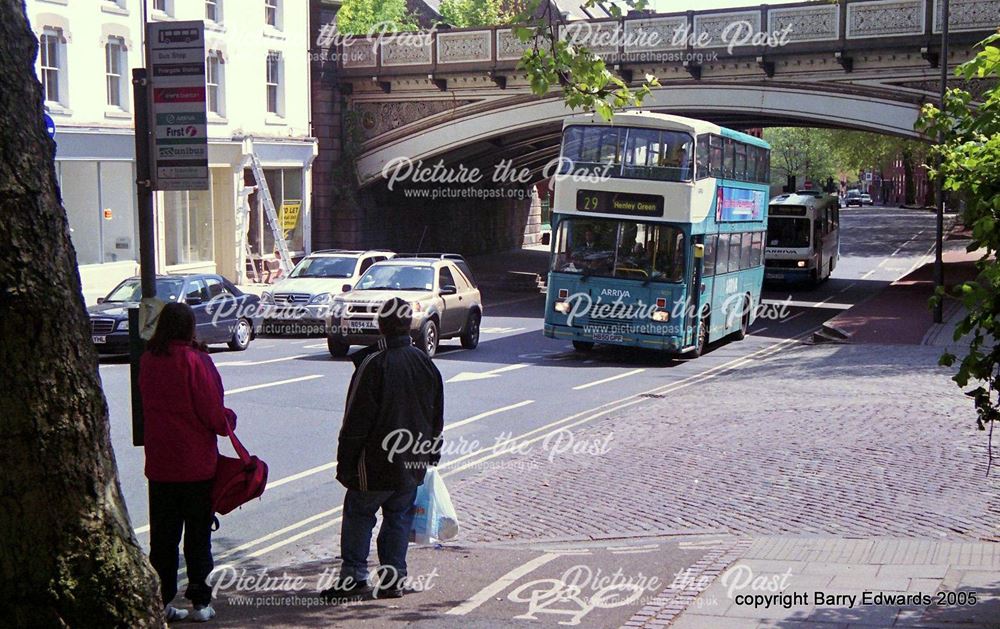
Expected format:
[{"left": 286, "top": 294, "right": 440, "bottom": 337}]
[
  {"left": 716, "top": 233, "right": 731, "bottom": 274},
  {"left": 728, "top": 233, "right": 742, "bottom": 273},
  {"left": 740, "top": 231, "right": 753, "bottom": 269},
  {"left": 696, "top": 136, "right": 710, "bottom": 180},
  {"left": 735, "top": 144, "right": 747, "bottom": 182},
  {"left": 750, "top": 232, "right": 764, "bottom": 267},
  {"left": 710, "top": 135, "right": 724, "bottom": 178},
  {"left": 723, "top": 139, "right": 735, "bottom": 179},
  {"left": 747, "top": 148, "right": 759, "bottom": 184},
  {"left": 703, "top": 235, "right": 717, "bottom": 276}
]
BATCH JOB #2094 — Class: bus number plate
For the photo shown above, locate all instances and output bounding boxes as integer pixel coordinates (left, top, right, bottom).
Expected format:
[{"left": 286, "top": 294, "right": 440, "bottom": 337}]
[{"left": 592, "top": 332, "right": 624, "bottom": 342}]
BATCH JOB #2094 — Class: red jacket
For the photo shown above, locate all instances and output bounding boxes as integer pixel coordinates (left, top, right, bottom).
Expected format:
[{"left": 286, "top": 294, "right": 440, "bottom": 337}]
[{"left": 140, "top": 341, "right": 232, "bottom": 482}]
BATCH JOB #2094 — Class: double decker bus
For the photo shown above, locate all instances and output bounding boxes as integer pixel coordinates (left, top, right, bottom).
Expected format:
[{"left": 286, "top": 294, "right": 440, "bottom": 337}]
[
  {"left": 544, "top": 112, "right": 771, "bottom": 357},
  {"left": 764, "top": 191, "right": 840, "bottom": 284}
]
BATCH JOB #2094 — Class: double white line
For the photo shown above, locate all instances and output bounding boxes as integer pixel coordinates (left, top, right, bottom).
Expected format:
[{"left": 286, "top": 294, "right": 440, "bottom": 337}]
[{"left": 197, "top": 332, "right": 810, "bottom": 564}]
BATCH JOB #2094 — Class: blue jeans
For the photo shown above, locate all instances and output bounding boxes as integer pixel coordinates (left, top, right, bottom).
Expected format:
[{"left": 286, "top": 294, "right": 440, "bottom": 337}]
[{"left": 340, "top": 487, "right": 418, "bottom": 587}]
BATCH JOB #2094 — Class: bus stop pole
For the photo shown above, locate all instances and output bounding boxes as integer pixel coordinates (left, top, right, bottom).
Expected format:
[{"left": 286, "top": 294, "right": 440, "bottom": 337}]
[
  {"left": 130, "top": 65, "right": 154, "bottom": 447},
  {"left": 933, "top": 0, "right": 949, "bottom": 324}
]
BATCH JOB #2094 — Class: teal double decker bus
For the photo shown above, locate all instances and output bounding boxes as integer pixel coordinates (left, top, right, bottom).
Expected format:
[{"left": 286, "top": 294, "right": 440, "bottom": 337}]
[{"left": 544, "top": 112, "right": 771, "bottom": 357}]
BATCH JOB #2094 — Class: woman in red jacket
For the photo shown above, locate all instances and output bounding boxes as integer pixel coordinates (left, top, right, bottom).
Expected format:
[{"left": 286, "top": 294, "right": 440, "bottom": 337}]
[{"left": 140, "top": 302, "right": 234, "bottom": 622}]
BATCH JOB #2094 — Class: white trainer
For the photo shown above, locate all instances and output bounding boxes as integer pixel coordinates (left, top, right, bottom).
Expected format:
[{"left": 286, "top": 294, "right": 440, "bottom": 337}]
[
  {"left": 164, "top": 605, "right": 189, "bottom": 622},
  {"left": 189, "top": 604, "right": 216, "bottom": 622}
]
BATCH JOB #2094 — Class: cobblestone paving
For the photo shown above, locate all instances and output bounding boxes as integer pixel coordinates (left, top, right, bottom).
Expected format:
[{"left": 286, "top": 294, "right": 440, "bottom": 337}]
[{"left": 450, "top": 343, "right": 1000, "bottom": 543}]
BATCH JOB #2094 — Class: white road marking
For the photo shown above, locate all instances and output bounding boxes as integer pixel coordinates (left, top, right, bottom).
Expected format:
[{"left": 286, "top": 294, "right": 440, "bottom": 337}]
[
  {"left": 762, "top": 299, "right": 851, "bottom": 310},
  {"left": 187, "top": 334, "right": 810, "bottom": 561},
  {"left": 447, "top": 363, "right": 531, "bottom": 383},
  {"left": 303, "top": 342, "right": 327, "bottom": 349},
  {"left": 447, "top": 553, "right": 562, "bottom": 616},
  {"left": 573, "top": 369, "right": 646, "bottom": 391},
  {"left": 445, "top": 400, "right": 535, "bottom": 431},
  {"left": 215, "top": 354, "right": 314, "bottom": 367},
  {"left": 228, "top": 375, "right": 324, "bottom": 395},
  {"left": 268, "top": 462, "right": 337, "bottom": 490},
  {"left": 480, "top": 326, "right": 527, "bottom": 334}
]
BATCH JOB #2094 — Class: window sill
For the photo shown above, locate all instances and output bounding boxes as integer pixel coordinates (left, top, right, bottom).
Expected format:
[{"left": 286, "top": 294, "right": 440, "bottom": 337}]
[
  {"left": 104, "top": 109, "right": 132, "bottom": 120},
  {"left": 38, "top": 0, "right": 68, "bottom": 5},
  {"left": 208, "top": 113, "right": 228, "bottom": 124},
  {"left": 265, "top": 114, "right": 287, "bottom": 126},
  {"left": 45, "top": 104, "right": 72, "bottom": 116},
  {"left": 150, "top": 10, "right": 174, "bottom": 21},
  {"left": 101, "top": 3, "right": 129, "bottom": 16},
  {"left": 263, "top": 26, "right": 286, "bottom": 40},
  {"left": 206, "top": 21, "right": 226, "bottom": 33}
]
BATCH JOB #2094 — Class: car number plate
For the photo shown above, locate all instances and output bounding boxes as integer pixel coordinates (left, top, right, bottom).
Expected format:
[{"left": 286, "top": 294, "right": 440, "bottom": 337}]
[
  {"left": 592, "top": 332, "right": 623, "bottom": 342},
  {"left": 765, "top": 272, "right": 782, "bottom": 279},
  {"left": 347, "top": 319, "right": 377, "bottom": 330},
  {"left": 92, "top": 335, "right": 107, "bottom": 344}
]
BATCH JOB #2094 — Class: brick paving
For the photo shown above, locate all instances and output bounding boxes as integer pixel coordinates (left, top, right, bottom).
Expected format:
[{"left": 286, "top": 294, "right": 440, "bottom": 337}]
[{"left": 449, "top": 342, "right": 1000, "bottom": 544}]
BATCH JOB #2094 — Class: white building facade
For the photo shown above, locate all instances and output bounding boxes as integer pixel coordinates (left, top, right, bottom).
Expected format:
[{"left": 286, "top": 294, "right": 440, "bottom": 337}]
[{"left": 26, "top": 0, "right": 318, "bottom": 304}]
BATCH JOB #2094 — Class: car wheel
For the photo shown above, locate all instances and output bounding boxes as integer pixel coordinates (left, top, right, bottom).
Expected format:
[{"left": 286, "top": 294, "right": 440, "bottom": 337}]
[
  {"left": 227, "top": 318, "right": 253, "bottom": 351},
  {"left": 572, "top": 340, "right": 594, "bottom": 352},
  {"left": 419, "top": 319, "right": 439, "bottom": 357},
  {"left": 327, "top": 336, "right": 349, "bottom": 358},
  {"left": 460, "top": 311, "right": 481, "bottom": 349}
]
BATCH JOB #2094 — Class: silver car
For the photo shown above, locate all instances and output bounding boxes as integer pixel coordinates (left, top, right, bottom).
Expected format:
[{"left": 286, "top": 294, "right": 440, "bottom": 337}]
[
  {"left": 326, "top": 255, "right": 483, "bottom": 358},
  {"left": 261, "top": 249, "right": 395, "bottom": 334}
]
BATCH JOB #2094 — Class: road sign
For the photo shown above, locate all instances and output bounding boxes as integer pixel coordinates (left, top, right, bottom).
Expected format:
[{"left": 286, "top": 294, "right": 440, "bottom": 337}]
[
  {"left": 147, "top": 21, "right": 208, "bottom": 191},
  {"left": 43, "top": 113, "right": 55, "bottom": 139}
]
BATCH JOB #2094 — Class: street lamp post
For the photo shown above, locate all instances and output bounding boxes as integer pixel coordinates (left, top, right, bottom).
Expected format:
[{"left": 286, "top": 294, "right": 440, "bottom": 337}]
[{"left": 933, "top": 0, "right": 950, "bottom": 324}]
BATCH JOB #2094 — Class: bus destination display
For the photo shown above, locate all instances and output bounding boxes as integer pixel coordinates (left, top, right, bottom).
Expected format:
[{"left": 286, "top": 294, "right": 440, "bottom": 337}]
[{"left": 576, "top": 190, "right": 664, "bottom": 217}]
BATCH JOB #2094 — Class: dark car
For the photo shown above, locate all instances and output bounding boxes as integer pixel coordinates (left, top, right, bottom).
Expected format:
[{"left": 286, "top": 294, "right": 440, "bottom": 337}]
[
  {"left": 88, "top": 274, "right": 261, "bottom": 355},
  {"left": 845, "top": 192, "right": 863, "bottom": 207}
]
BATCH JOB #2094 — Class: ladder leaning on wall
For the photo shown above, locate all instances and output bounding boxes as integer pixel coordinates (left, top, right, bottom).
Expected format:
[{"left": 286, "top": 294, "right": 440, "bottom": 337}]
[{"left": 238, "top": 149, "right": 295, "bottom": 282}]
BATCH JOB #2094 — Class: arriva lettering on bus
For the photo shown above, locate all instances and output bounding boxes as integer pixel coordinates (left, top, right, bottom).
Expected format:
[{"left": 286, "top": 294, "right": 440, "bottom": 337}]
[{"left": 601, "top": 289, "right": 631, "bottom": 299}]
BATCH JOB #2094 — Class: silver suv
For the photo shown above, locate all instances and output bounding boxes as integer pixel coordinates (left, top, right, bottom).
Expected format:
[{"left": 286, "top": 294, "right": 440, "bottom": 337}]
[
  {"left": 261, "top": 249, "right": 395, "bottom": 332},
  {"left": 326, "top": 255, "right": 482, "bottom": 358}
]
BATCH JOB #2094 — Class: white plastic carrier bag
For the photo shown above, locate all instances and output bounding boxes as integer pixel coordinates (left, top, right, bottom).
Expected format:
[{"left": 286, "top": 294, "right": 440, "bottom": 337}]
[{"left": 410, "top": 468, "right": 459, "bottom": 544}]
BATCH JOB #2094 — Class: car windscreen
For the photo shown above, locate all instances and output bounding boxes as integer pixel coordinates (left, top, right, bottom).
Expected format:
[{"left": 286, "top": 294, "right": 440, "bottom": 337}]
[
  {"left": 290, "top": 256, "right": 356, "bottom": 279},
  {"left": 104, "top": 278, "right": 186, "bottom": 303},
  {"left": 355, "top": 265, "right": 435, "bottom": 291},
  {"left": 767, "top": 217, "right": 811, "bottom": 248}
]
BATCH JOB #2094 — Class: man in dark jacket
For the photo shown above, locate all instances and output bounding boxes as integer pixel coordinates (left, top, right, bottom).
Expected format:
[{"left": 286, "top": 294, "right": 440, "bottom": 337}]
[{"left": 324, "top": 298, "right": 444, "bottom": 601}]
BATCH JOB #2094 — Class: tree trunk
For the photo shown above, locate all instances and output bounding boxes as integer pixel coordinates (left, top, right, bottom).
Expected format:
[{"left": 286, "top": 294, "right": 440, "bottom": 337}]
[
  {"left": 902, "top": 148, "right": 916, "bottom": 206},
  {"left": 0, "top": 2, "right": 164, "bottom": 626}
]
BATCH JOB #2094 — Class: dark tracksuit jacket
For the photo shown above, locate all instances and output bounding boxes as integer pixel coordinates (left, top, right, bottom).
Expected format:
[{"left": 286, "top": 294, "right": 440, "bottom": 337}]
[{"left": 336, "top": 335, "right": 444, "bottom": 491}]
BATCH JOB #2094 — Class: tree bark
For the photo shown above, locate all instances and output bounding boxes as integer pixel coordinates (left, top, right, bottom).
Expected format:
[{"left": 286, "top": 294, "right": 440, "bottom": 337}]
[
  {"left": 902, "top": 148, "right": 916, "bottom": 206},
  {"left": 0, "top": 2, "right": 164, "bottom": 626}
]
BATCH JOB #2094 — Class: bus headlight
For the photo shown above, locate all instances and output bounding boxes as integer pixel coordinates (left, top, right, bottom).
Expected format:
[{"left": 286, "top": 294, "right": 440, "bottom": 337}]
[
  {"left": 796, "top": 260, "right": 806, "bottom": 268},
  {"left": 554, "top": 301, "right": 571, "bottom": 314},
  {"left": 651, "top": 310, "right": 670, "bottom": 322}
]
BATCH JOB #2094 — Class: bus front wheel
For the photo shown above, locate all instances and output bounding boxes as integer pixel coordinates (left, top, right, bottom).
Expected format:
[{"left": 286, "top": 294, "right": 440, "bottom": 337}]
[
  {"left": 685, "top": 313, "right": 710, "bottom": 359},
  {"left": 573, "top": 340, "right": 594, "bottom": 352},
  {"left": 734, "top": 296, "right": 751, "bottom": 341}
]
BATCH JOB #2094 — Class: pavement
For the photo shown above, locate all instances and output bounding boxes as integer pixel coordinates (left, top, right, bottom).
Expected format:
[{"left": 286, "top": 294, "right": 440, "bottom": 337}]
[
  {"left": 203, "top": 338, "right": 1000, "bottom": 628},
  {"left": 818, "top": 230, "right": 980, "bottom": 348}
]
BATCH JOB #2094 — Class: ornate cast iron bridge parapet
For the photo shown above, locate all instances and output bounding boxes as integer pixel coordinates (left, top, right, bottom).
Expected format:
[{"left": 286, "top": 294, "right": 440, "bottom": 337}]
[{"left": 336, "top": 0, "right": 999, "bottom": 83}]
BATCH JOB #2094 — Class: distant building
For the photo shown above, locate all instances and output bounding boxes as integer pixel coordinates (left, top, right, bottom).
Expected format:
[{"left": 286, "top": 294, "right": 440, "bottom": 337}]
[{"left": 25, "top": 0, "right": 317, "bottom": 304}]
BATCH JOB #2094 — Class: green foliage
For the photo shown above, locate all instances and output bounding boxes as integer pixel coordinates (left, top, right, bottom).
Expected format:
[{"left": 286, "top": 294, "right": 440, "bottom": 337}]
[
  {"left": 513, "top": 0, "right": 660, "bottom": 120},
  {"left": 829, "top": 130, "right": 927, "bottom": 178},
  {"left": 917, "top": 33, "right": 1000, "bottom": 433},
  {"left": 439, "top": 0, "right": 513, "bottom": 27},
  {"left": 763, "top": 128, "right": 843, "bottom": 187},
  {"left": 336, "top": 0, "right": 419, "bottom": 34}
]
